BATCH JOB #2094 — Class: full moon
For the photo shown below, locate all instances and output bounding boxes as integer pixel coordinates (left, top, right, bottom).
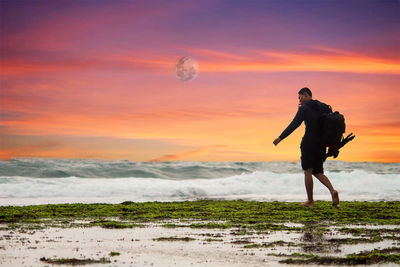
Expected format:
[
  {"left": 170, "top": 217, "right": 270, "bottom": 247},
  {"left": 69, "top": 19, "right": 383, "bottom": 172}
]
[{"left": 174, "top": 56, "right": 199, "bottom": 82}]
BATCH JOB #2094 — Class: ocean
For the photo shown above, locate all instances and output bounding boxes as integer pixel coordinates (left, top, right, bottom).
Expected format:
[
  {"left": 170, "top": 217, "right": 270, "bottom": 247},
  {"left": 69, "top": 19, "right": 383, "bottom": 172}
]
[{"left": 0, "top": 158, "right": 399, "bottom": 206}]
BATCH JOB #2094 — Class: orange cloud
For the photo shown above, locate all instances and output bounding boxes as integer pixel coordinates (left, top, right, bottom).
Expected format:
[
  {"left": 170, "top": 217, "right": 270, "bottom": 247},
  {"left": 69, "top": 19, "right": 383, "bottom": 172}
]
[
  {"left": 0, "top": 143, "right": 60, "bottom": 160},
  {"left": 2, "top": 46, "right": 399, "bottom": 77},
  {"left": 150, "top": 145, "right": 226, "bottom": 162},
  {"left": 196, "top": 48, "right": 400, "bottom": 74},
  {"left": 1, "top": 68, "right": 399, "bottom": 162},
  {"left": 0, "top": 56, "right": 172, "bottom": 76}
]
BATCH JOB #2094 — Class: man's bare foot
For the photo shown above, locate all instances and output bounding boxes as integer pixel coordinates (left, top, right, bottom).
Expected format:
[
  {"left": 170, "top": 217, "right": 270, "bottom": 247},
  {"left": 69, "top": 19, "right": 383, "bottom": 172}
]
[
  {"left": 301, "top": 201, "right": 314, "bottom": 207},
  {"left": 332, "top": 190, "right": 339, "bottom": 207}
]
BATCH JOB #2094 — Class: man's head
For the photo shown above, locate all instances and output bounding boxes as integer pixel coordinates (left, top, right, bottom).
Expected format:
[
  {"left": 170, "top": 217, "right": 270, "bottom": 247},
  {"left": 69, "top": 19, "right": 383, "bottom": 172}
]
[{"left": 298, "top": 87, "right": 312, "bottom": 105}]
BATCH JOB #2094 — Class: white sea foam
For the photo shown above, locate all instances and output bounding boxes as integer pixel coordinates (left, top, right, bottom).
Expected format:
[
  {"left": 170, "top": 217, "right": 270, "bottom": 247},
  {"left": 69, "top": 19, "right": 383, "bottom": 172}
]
[{"left": 0, "top": 169, "right": 399, "bottom": 205}]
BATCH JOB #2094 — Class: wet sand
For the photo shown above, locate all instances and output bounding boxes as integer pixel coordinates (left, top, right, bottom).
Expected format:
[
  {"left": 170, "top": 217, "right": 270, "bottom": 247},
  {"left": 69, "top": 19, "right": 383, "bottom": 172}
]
[{"left": 1, "top": 220, "right": 399, "bottom": 266}]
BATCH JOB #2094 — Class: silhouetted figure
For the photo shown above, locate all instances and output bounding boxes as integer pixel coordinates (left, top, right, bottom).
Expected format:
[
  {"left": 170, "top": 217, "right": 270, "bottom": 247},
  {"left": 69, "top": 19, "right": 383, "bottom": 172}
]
[{"left": 273, "top": 87, "right": 339, "bottom": 207}]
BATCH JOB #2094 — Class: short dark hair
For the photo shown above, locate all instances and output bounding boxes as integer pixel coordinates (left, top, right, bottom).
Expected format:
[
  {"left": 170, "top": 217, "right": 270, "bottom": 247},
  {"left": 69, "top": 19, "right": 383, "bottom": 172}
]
[{"left": 298, "top": 87, "right": 312, "bottom": 97}]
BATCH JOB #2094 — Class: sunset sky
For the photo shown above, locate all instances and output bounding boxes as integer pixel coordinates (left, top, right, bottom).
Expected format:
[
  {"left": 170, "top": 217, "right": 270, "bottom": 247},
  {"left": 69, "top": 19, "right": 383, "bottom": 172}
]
[{"left": 1, "top": 0, "right": 399, "bottom": 162}]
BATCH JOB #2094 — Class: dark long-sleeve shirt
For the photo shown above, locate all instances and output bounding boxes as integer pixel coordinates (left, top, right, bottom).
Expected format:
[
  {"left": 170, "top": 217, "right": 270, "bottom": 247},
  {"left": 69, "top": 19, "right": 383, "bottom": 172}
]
[{"left": 279, "top": 99, "right": 322, "bottom": 147}]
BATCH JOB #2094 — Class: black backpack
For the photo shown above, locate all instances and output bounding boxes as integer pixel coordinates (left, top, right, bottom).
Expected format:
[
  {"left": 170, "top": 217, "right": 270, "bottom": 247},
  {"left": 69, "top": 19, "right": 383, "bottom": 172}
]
[
  {"left": 309, "top": 100, "right": 355, "bottom": 158},
  {"left": 318, "top": 103, "right": 345, "bottom": 147}
]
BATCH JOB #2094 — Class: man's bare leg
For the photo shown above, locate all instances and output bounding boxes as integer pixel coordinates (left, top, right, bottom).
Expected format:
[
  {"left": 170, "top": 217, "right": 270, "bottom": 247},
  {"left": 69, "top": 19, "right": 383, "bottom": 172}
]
[
  {"left": 302, "top": 168, "right": 314, "bottom": 207},
  {"left": 314, "top": 173, "right": 339, "bottom": 206}
]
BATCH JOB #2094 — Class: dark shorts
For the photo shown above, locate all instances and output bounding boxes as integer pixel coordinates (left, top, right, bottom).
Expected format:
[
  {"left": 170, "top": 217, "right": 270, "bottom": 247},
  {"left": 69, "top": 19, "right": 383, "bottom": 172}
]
[{"left": 301, "top": 143, "right": 326, "bottom": 174}]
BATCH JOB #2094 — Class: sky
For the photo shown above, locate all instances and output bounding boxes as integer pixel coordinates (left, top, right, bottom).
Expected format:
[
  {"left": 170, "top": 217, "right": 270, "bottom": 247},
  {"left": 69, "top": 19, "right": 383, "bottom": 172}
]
[{"left": 1, "top": 0, "right": 399, "bottom": 162}]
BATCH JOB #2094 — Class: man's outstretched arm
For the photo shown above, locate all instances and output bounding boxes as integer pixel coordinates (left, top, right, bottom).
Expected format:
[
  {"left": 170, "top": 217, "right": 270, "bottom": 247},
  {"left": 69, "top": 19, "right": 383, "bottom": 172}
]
[{"left": 273, "top": 106, "right": 305, "bottom": 146}]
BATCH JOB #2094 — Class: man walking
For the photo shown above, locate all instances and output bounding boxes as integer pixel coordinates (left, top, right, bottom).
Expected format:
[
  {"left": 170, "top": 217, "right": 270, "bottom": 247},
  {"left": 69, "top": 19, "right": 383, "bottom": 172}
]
[{"left": 273, "top": 87, "right": 339, "bottom": 207}]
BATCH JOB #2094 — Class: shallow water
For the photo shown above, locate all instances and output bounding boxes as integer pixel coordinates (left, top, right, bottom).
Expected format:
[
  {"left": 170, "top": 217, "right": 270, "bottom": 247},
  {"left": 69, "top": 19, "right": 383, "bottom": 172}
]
[{"left": 1, "top": 220, "right": 398, "bottom": 266}]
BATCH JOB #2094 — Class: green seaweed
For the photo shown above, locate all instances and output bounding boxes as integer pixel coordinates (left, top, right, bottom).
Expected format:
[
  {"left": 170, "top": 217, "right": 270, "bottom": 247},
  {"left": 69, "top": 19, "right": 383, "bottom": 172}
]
[
  {"left": 189, "top": 222, "right": 233, "bottom": 229},
  {"left": 326, "top": 236, "right": 383, "bottom": 244},
  {"left": 91, "top": 220, "right": 140, "bottom": 229},
  {"left": 109, "top": 251, "right": 120, "bottom": 256},
  {"left": 268, "top": 252, "right": 314, "bottom": 258},
  {"left": 39, "top": 257, "right": 111, "bottom": 264},
  {"left": 281, "top": 253, "right": 400, "bottom": 265},
  {"left": 338, "top": 227, "right": 400, "bottom": 236},
  {"left": 1, "top": 201, "right": 399, "bottom": 226},
  {"left": 231, "top": 238, "right": 252, "bottom": 244},
  {"left": 200, "top": 233, "right": 224, "bottom": 238},
  {"left": 279, "top": 247, "right": 400, "bottom": 265},
  {"left": 204, "top": 238, "right": 223, "bottom": 242},
  {"left": 244, "top": 243, "right": 261, "bottom": 248},
  {"left": 153, "top": 236, "right": 195, "bottom": 242},
  {"left": 161, "top": 223, "right": 180, "bottom": 228},
  {"left": 248, "top": 240, "right": 298, "bottom": 248}
]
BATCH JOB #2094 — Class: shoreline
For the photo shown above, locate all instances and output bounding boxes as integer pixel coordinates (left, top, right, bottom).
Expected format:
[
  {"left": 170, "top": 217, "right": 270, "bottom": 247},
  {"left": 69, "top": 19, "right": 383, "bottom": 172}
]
[
  {"left": 1, "top": 201, "right": 399, "bottom": 266},
  {"left": 1, "top": 194, "right": 393, "bottom": 207}
]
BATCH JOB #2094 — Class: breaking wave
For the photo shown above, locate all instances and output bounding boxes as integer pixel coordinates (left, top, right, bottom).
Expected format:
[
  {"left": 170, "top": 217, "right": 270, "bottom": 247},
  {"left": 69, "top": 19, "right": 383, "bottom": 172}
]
[{"left": 0, "top": 158, "right": 399, "bottom": 205}]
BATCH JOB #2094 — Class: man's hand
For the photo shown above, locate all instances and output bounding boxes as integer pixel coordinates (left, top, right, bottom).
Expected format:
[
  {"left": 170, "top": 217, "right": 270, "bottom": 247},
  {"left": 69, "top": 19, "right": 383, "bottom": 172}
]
[{"left": 273, "top": 137, "right": 282, "bottom": 146}]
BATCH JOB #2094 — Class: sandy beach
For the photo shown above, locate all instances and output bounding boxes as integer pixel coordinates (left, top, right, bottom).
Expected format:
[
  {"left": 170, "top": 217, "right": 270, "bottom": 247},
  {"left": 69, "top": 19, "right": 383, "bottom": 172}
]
[{"left": 2, "top": 221, "right": 295, "bottom": 266}]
